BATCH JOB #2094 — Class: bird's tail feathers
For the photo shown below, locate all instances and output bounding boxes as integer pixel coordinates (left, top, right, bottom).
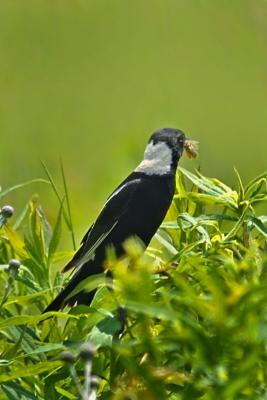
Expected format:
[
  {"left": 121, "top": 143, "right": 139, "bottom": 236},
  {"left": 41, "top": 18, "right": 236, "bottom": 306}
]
[
  {"left": 43, "top": 277, "right": 78, "bottom": 313},
  {"left": 43, "top": 260, "right": 101, "bottom": 313}
]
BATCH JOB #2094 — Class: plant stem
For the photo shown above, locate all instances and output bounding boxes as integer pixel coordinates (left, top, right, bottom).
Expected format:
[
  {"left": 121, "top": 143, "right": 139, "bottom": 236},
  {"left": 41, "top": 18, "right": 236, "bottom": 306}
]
[
  {"left": 69, "top": 365, "right": 83, "bottom": 398},
  {"left": 0, "top": 281, "right": 11, "bottom": 312},
  {"left": 82, "top": 360, "right": 92, "bottom": 400}
]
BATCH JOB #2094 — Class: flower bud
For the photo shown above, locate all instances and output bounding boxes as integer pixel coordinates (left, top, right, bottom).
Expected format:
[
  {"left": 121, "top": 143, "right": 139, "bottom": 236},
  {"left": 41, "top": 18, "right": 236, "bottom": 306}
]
[
  {"left": 123, "top": 394, "right": 134, "bottom": 400},
  {"left": 90, "top": 375, "right": 100, "bottom": 389},
  {"left": 79, "top": 342, "right": 96, "bottom": 362},
  {"left": 1, "top": 205, "right": 14, "bottom": 219},
  {"left": 8, "top": 259, "right": 20, "bottom": 278},
  {"left": 60, "top": 350, "right": 75, "bottom": 363}
]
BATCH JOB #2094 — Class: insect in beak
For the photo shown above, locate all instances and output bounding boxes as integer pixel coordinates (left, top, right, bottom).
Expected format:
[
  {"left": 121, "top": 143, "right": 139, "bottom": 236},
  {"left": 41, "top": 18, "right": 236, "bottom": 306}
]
[{"left": 184, "top": 139, "right": 199, "bottom": 159}]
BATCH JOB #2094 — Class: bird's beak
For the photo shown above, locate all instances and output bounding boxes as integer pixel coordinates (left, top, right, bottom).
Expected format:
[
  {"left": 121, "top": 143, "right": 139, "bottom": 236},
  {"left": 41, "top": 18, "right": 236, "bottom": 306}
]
[{"left": 184, "top": 138, "right": 199, "bottom": 159}]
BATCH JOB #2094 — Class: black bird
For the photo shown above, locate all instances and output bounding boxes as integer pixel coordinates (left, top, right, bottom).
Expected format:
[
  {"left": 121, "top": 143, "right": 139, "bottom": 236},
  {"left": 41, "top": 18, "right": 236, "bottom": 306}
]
[{"left": 44, "top": 128, "right": 187, "bottom": 312}]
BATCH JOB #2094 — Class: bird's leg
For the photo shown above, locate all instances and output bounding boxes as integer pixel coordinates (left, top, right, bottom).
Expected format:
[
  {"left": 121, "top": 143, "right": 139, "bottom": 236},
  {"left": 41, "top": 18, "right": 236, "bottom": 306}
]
[
  {"left": 117, "top": 306, "right": 127, "bottom": 330},
  {"left": 104, "top": 273, "right": 132, "bottom": 337},
  {"left": 116, "top": 306, "right": 135, "bottom": 339}
]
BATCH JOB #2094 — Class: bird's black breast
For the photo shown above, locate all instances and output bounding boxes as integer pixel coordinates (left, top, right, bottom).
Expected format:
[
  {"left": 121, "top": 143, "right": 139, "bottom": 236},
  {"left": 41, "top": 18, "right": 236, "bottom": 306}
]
[{"left": 98, "top": 172, "right": 175, "bottom": 255}]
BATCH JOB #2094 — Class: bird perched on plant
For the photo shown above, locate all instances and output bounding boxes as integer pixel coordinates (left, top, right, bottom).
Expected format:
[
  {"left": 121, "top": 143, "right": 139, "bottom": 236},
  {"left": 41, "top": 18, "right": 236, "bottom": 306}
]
[{"left": 44, "top": 128, "right": 197, "bottom": 312}]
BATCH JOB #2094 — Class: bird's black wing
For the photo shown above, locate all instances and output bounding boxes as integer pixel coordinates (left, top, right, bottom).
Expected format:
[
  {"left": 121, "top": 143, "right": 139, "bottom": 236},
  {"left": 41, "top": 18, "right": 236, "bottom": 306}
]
[{"left": 62, "top": 176, "right": 141, "bottom": 272}]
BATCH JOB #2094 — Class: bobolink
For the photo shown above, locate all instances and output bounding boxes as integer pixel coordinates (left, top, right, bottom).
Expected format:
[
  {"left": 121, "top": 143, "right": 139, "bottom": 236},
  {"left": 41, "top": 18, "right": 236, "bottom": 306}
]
[{"left": 44, "top": 128, "right": 196, "bottom": 312}]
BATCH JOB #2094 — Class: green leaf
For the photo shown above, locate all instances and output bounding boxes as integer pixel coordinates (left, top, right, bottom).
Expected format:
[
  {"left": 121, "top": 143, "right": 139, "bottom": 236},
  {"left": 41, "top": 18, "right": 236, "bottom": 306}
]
[
  {"left": 0, "top": 361, "right": 62, "bottom": 383},
  {"left": 13, "top": 202, "right": 30, "bottom": 230},
  {"left": 87, "top": 325, "right": 113, "bottom": 348},
  {"left": 180, "top": 167, "right": 226, "bottom": 196},
  {"left": 188, "top": 192, "right": 237, "bottom": 209},
  {"left": 161, "top": 214, "right": 237, "bottom": 228},
  {"left": 0, "top": 312, "right": 79, "bottom": 330},
  {"left": 55, "top": 386, "right": 76, "bottom": 400},
  {"left": 1, "top": 385, "right": 21, "bottom": 400},
  {"left": 224, "top": 204, "right": 249, "bottom": 240},
  {"left": 179, "top": 167, "right": 238, "bottom": 208},
  {"left": 14, "top": 343, "right": 66, "bottom": 360},
  {"left": 48, "top": 200, "right": 64, "bottom": 264},
  {"left": 250, "top": 194, "right": 267, "bottom": 205},
  {"left": 3, "top": 225, "right": 28, "bottom": 259},
  {"left": 248, "top": 216, "right": 267, "bottom": 237},
  {"left": 126, "top": 301, "right": 177, "bottom": 321},
  {"left": 6, "top": 290, "right": 51, "bottom": 306},
  {"left": 245, "top": 178, "right": 266, "bottom": 200},
  {"left": 51, "top": 251, "right": 74, "bottom": 263},
  {"left": 28, "top": 201, "right": 46, "bottom": 266},
  {"left": 15, "top": 274, "right": 41, "bottom": 291},
  {"left": 234, "top": 167, "right": 244, "bottom": 202},
  {"left": 244, "top": 170, "right": 267, "bottom": 196},
  {"left": 2, "top": 382, "right": 41, "bottom": 400},
  {"left": 170, "top": 240, "right": 204, "bottom": 262},
  {"left": 154, "top": 232, "right": 178, "bottom": 255},
  {"left": 65, "top": 273, "right": 108, "bottom": 301},
  {"left": 178, "top": 213, "right": 211, "bottom": 244}
]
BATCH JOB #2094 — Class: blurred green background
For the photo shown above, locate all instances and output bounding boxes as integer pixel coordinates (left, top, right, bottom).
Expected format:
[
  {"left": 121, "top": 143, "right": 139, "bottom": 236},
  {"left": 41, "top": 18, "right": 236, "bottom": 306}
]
[{"left": 1, "top": 0, "right": 267, "bottom": 239}]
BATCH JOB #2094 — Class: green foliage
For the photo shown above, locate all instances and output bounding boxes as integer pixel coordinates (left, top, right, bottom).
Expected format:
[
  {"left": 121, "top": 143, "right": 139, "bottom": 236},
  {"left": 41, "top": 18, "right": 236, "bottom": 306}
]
[
  {"left": 1, "top": 0, "right": 267, "bottom": 228},
  {"left": 0, "top": 168, "right": 267, "bottom": 399}
]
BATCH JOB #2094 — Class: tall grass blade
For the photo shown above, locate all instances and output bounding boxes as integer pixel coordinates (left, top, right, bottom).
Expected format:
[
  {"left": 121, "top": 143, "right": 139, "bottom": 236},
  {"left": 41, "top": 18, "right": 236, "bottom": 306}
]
[
  {"left": 41, "top": 161, "right": 71, "bottom": 226},
  {"left": 60, "top": 159, "right": 76, "bottom": 250},
  {"left": 0, "top": 179, "right": 49, "bottom": 199}
]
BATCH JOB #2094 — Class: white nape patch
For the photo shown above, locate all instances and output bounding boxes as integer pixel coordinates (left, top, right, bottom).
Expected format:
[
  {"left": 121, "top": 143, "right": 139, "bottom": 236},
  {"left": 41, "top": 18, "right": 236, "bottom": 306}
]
[{"left": 135, "top": 141, "right": 172, "bottom": 175}]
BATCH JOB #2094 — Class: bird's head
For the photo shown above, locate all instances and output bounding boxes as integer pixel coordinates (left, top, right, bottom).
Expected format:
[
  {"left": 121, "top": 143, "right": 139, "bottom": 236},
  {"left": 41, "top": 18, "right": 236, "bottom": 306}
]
[
  {"left": 136, "top": 128, "right": 187, "bottom": 176},
  {"left": 149, "top": 127, "right": 186, "bottom": 163}
]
